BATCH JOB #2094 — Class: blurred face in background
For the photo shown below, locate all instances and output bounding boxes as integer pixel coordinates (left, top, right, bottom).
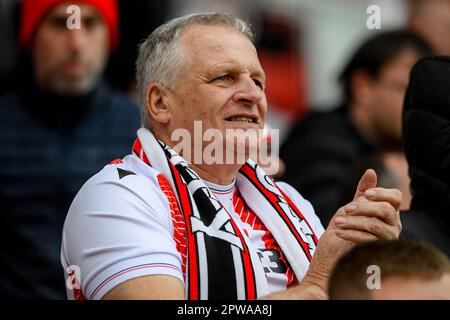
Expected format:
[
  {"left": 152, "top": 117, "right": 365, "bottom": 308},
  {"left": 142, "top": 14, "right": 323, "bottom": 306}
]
[
  {"left": 367, "top": 48, "right": 420, "bottom": 145},
  {"left": 33, "top": 3, "right": 109, "bottom": 95},
  {"left": 409, "top": 0, "right": 450, "bottom": 55}
]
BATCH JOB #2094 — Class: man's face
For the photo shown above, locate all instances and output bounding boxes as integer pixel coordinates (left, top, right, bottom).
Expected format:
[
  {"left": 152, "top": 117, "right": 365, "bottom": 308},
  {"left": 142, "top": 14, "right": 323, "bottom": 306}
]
[
  {"left": 160, "top": 24, "right": 267, "bottom": 162},
  {"left": 33, "top": 3, "right": 109, "bottom": 95},
  {"left": 372, "top": 274, "right": 450, "bottom": 300},
  {"left": 411, "top": 0, "right": 450, "bottom": 55},
  {"left": 367, "top": 49, "right": 419, "bottom": 144}
]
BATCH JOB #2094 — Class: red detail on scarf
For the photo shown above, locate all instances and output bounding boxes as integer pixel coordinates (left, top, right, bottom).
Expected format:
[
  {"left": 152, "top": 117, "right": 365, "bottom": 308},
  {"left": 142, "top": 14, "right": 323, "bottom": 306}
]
[
  {"left": 108, "top": 159, "right": 123, "bottom": 165},
  {"left": 233, "top": 190, "right": 297, "bottom": 288},
  {"left": 240, "top": 164, "right": 317, "bottom": 261}
]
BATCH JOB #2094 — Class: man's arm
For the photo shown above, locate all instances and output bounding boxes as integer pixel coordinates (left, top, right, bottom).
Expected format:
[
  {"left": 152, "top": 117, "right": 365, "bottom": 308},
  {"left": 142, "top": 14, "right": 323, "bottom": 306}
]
[
  {"left": 262, "top": 169, "right": 402, "bottom": 300},
  {"left": 101, "top": 170, "right": 401, "bottom": 300},
  {"left": 103, "top": 275, "right": 185, "bottom": 300}
]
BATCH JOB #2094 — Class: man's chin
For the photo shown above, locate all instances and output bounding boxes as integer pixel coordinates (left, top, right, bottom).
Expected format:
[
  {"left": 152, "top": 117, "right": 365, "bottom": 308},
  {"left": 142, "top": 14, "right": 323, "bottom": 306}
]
[
  {"left": 50, "top": 77, "right": 97, "bottom": 95},
  {"left": 224, "top": 142, "right": 260, "bottom": 165}
]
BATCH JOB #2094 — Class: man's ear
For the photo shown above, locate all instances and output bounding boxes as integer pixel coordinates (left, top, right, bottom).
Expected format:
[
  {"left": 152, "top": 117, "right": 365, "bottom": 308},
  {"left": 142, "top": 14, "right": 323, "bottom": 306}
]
[
  {"left": 350, "top": 70, "right": 374, "bottom": 106},
  {"left": 146, "top": 83, "right": 171, "bottom": 125}
]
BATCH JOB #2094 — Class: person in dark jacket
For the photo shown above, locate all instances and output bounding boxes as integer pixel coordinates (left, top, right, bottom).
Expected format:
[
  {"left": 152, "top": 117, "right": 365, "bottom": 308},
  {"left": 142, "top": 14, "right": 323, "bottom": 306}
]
[
  {"left": 0, "top": 0, "right": 139, "bottom": 299},
  {"left": 400, "top": 56, "right": 450, "bottom": 258},
  {"left": 280, "top": 30, "right": 431, "bottom": 226}
]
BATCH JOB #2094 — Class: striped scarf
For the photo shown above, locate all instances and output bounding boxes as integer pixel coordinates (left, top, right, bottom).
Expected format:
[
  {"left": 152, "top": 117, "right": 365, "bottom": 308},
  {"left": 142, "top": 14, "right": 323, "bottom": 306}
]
[{"left": 133, "top": 128, "right": 318, "bottom": 299}]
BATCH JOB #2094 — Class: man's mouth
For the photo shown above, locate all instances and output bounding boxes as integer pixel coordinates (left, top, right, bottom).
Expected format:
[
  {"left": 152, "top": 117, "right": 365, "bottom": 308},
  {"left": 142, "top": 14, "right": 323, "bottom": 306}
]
[{"left": 225, "top": 116, "right": 258, "bottom": 124}]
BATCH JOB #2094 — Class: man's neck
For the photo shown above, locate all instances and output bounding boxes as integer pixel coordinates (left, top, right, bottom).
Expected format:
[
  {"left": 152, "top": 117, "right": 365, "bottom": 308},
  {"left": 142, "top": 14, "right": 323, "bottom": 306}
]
[
  {"left": 189, "top": 162, "right": 242, "bottom": 185},
  {"left": 349, "top": 102, "right": 377, "bottom": 144},
  {"left": 349, "top": 102, "right": 401, "bottom": 150},
  {"left": 156, "top": 131, "right": 243, "bottom": 185}
]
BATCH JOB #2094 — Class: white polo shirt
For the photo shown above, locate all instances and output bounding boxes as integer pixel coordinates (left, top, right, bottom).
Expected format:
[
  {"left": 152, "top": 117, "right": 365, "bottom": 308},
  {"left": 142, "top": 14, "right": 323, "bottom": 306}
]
[{"left": 61, "top": 154, "right": 324, "bottom": 300}]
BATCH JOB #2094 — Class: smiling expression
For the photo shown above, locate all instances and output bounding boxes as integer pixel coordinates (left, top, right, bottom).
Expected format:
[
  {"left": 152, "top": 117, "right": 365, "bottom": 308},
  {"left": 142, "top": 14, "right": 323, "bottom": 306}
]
[{"left": 160, "top": 24, "right": 268, "bottom": 146}]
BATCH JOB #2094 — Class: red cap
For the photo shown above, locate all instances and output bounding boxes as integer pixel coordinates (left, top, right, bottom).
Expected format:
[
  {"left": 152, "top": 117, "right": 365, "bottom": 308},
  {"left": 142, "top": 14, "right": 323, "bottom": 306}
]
[{"left": 20, "top": 0, "right": 119, "bottom": 51}]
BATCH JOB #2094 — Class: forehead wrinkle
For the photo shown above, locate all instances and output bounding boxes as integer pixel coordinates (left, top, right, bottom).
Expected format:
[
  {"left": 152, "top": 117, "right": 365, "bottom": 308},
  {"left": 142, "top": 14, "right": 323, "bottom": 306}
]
[
  {"left": 47, "top": 3, "right": 100, "bottom": 18},
  {"left": 179, "top": 24, "right": 265, "bottom": 80}
]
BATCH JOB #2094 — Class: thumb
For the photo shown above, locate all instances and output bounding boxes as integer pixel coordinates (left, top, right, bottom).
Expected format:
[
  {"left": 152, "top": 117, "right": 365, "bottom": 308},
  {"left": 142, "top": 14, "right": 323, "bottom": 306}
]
[{"left": 353, "top": 169, "right": 377, "bottom": 200}]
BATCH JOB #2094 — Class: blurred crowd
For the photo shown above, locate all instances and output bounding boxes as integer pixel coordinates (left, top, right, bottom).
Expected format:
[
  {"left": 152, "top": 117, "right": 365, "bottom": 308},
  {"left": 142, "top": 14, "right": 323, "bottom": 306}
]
[{"left": 0, "top": 0, "right": 449, "bottom": 299}]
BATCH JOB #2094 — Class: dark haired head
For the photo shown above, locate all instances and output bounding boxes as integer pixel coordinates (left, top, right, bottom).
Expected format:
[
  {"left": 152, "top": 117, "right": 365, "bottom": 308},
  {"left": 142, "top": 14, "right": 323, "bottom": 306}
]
[
  {"left": 328, "top": 240, "right": 450, "bottom": 299},
  {"left": 339, "top": 30, "right": 432, "bottom": 106}
]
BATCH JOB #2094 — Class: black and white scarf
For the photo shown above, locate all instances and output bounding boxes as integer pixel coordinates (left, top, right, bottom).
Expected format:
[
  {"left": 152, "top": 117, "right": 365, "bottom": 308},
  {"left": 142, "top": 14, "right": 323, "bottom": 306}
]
[{"left": 133, "top": 128, "right": 319, "bottom": 300}]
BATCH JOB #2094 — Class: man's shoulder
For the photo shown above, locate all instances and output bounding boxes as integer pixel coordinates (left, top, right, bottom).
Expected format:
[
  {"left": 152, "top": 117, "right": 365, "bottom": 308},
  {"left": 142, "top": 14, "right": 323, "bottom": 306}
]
[
  {"left": 281, "top": 108, "right": 368, "bottom": 161},
  {"left": 287, "top": 109, "right": 354, "bottom": 141},
  {"left": 275, "top": 180, "right": 325, "bottom": 235},
  {"left": 0, "top": 90, "right": 24, "bottom": 110},
  {"left": 74, "top": 154, "right": 167, "bottom": 208},
  {"left": 90, "top": 154, "right": 161, "bottom": 184},
  {"left": 93, "top": 83, "right": 140, "bottom": 125},
  {"left": 97, "top": 84, "right": 138, "bottom": 111},
  {"left": 275, "top": 181, "right": 312, "bottom": 211}
]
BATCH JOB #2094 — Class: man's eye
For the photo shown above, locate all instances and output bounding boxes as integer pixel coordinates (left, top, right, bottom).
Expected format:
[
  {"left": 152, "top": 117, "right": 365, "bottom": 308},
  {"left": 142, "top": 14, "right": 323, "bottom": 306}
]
[
  {"left": 48, "top": 17, "right": 68, "bottom": 30},
  {"left": 253, "top": 79, "right": 264, "bottom": 89},
  {"left": 215, "top": 75, "right": 233, "bottom": 82},
  {"left": 83, "top": 17, "right": 102, "bottom": 30}
]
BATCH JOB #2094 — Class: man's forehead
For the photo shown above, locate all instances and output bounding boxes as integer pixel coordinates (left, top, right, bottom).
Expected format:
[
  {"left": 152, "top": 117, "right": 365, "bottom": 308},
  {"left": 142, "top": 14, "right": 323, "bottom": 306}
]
[
  {"left": 181, "top": 24, "right": 252, "bottom": 46},
  {"left": 180, "top": 24, "right": 258, "bottom": 59},
  {"left": 45, "top": 3, "right": 101, "bottom": 19},
  {"left": 181, "top": 26, "right": 263, "bottom": 76}
]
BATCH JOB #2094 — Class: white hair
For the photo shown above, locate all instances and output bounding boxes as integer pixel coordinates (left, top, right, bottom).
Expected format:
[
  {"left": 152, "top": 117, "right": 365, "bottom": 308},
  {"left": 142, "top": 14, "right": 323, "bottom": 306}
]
[{"left": 135, "top": 12, "right": 255, "bottom": 130}]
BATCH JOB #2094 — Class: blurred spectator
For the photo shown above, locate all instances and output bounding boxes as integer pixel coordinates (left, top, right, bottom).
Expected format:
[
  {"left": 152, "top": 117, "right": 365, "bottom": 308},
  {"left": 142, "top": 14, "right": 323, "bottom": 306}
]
[
  {"left": 0, "top": 0, "right": 20, "bottom": 96},
  {"left": 408, "top": 0, "right": 450, "bottom": 55},
  {"left": 400, "top": 56, "right": 450, "bottom": 258},
  {"left": 0, "top": 0, "right": 139, "bottom": 299},
  {"left": 339, "top": 152, "right": 412, "bottom": 211},
  {"left": 280, "top": 30, "right": 431, "bottom": 226},
  {"left": 328, "top": 240, "right": 450, "bottom": 300}
]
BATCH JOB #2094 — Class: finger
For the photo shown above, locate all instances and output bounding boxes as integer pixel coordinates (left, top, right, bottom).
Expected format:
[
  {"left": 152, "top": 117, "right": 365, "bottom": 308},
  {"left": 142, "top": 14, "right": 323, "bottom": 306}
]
[
  {"left": 363, "top": 187, "right": 403, "bottom": 212},
  {"left": 353, "top": 169, "right": 377, "bottom": 200},
  {"left": 335, "top": 229, "right": 378, "bottom": 243},
  {"left": 343, "top": 200, "right": 400, "bottom": 227},
  {"left": 334, "top": 215, "right": 400, "bottom": 240}
]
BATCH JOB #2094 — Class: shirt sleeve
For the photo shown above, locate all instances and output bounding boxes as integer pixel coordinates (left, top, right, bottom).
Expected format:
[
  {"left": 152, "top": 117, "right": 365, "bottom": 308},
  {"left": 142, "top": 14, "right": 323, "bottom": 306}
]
[
  {"left": 276, "top": 181, "right": 325, "bottom": 238},
  {"left": 61, "top": 164, "right": 183, "bottom": 300}
]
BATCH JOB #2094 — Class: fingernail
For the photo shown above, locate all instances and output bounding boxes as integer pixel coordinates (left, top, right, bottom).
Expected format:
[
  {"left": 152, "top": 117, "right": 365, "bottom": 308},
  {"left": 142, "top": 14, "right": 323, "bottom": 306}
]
[
  {"left": 365, "top": 189, "right": 376, "bottom": 197},
  {"left": 344, "top": 203, "right": 357, "bottom": 213},
  {"left": 334, "top": 217, "right": 347, "bottom": 226}
]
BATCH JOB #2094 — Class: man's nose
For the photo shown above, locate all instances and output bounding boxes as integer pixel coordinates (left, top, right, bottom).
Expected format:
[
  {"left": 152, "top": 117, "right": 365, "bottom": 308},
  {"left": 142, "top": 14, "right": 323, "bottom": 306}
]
[
  {"left": 67, "top": 29, "right": 86, "bottom": 52},
  {"left": 233, "top": 75, "right": 264, "bottom": 105}
]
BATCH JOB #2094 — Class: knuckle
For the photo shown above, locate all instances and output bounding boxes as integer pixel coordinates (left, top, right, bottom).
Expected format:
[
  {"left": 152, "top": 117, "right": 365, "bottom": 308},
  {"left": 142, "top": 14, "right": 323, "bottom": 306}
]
[
  {"left": 382, "top": 201, "right": 395, "bottom": 217},
  {"left": 390, "top": 228, "right": 399, "bottom": 240},
  {"left": 368, "top": 221, "right": 382, "bottom": 235},
  {"left": 395, "top": 189, "right": 403, "bottom": 200}
]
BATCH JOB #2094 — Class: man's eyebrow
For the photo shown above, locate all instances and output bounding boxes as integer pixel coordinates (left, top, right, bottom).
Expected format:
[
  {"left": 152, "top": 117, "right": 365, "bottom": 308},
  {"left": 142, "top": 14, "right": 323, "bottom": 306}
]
[
  {"left": 207, "top": 63, "right": 238, "bottom": 73},
  {"left": 45, "top": 8, "right": 102, "bottom": 21},
  {"left": 207, "top": 63, "right": 266, "bottom": 79},
  {"left": 45, "top": 13, "right": 67, "bottom": 22}
]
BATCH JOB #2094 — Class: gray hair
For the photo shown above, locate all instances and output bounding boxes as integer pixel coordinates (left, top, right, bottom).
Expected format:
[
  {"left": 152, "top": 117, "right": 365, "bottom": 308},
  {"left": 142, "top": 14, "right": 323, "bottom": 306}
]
[{"left": 135, "top": 12, "right": 255, "bottom": 130}]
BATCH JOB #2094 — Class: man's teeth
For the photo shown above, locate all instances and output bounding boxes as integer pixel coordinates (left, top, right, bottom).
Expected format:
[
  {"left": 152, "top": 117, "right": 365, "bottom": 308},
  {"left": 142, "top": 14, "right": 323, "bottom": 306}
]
[{"left": 228, "top": 116, "right": 254, "bottom": 123}]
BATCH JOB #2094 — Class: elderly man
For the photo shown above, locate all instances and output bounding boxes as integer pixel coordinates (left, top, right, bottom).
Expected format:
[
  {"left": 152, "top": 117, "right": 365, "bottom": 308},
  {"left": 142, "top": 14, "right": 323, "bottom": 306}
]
[
  {"left": 61, "top": 13, "right": 402, "bottom": 300},
  {"left": 0, "top": 0, "right": 139, "bottom": 299}
]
